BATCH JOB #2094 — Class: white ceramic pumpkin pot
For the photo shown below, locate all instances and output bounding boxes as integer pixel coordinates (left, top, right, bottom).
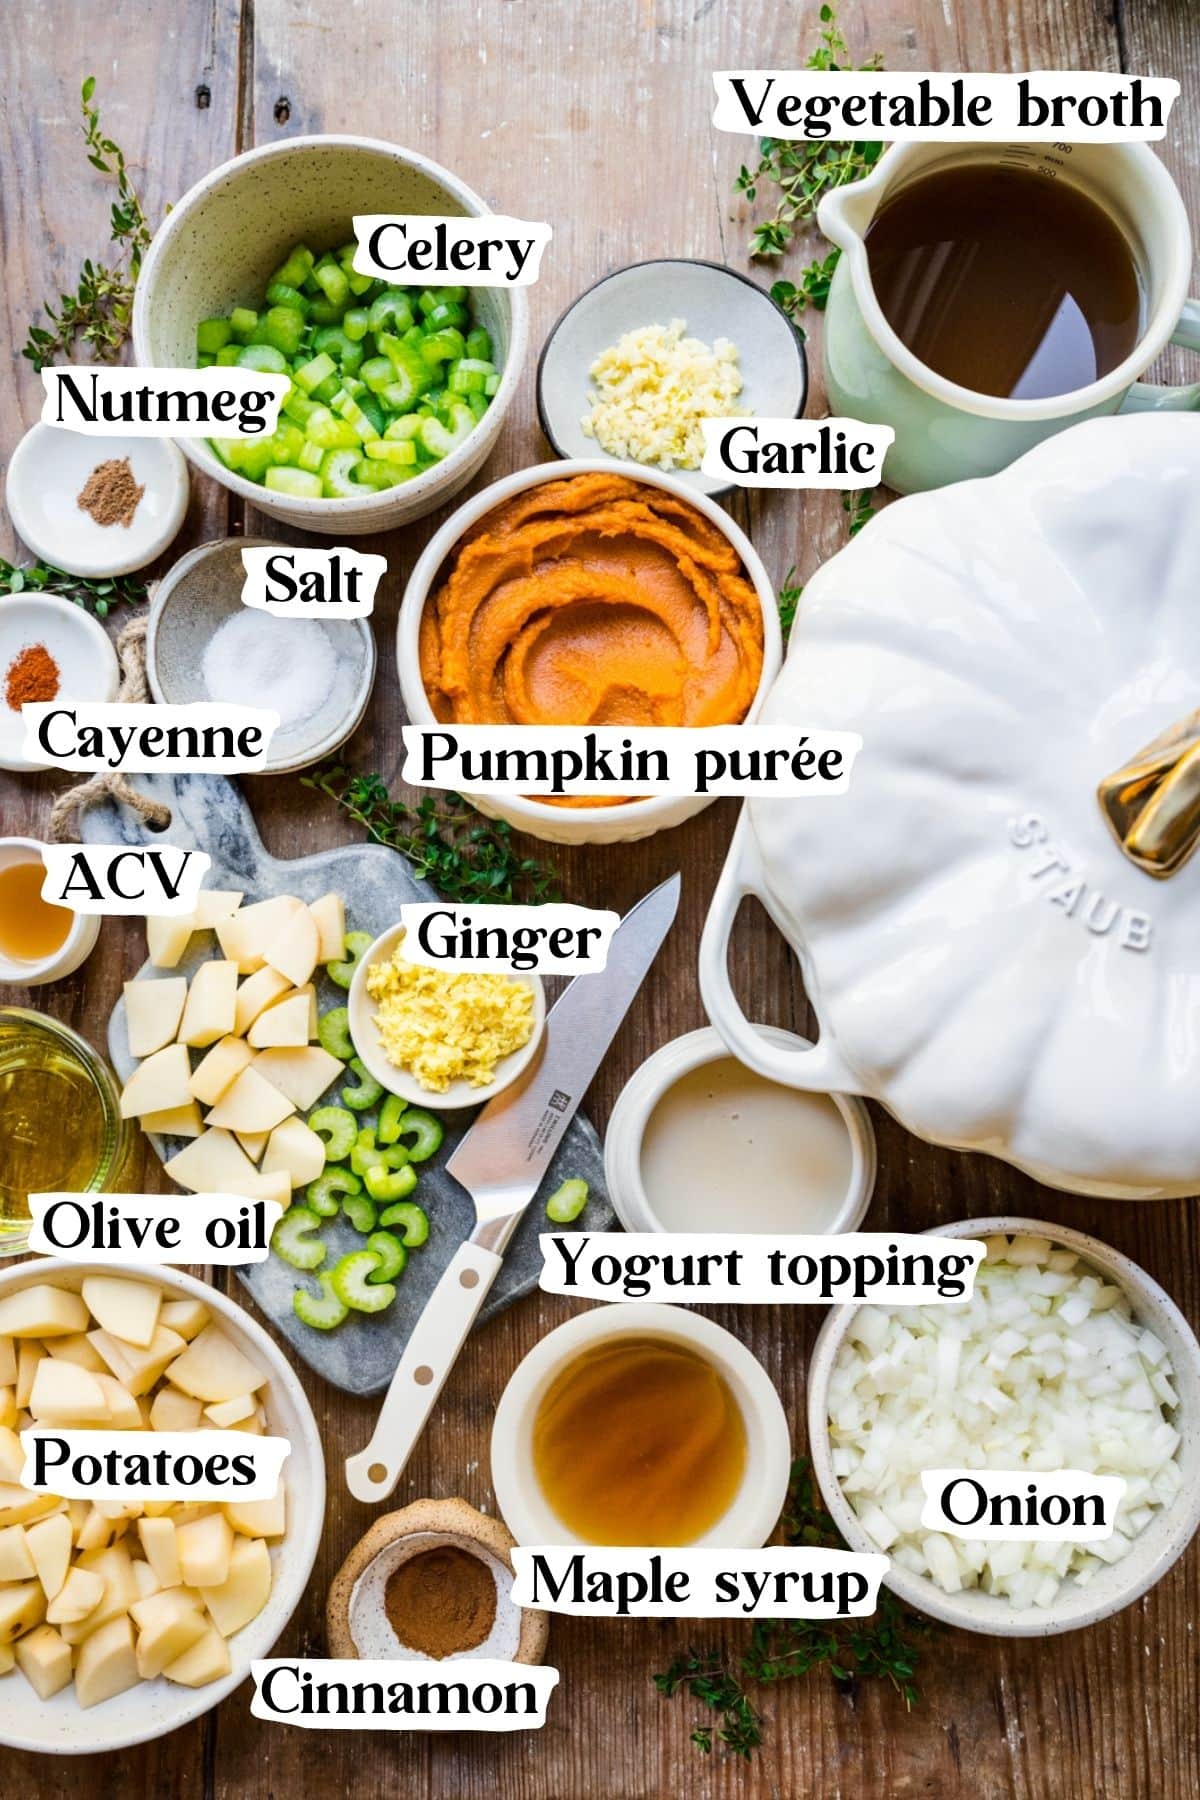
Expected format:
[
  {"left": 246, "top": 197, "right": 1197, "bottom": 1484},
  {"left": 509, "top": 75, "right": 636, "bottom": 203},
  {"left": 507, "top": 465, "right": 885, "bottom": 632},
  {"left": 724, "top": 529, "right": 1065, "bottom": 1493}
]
[{"left": 700, "top": 414, "right": 1200, "bottom": 1199}]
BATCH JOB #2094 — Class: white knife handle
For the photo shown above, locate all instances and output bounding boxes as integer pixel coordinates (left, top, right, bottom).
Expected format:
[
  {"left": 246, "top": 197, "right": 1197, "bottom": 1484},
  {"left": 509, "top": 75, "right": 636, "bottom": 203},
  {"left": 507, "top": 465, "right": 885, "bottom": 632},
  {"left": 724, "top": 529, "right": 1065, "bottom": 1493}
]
[{"left": 345, "top": 1240, "right": 503, "bottom": 1503}]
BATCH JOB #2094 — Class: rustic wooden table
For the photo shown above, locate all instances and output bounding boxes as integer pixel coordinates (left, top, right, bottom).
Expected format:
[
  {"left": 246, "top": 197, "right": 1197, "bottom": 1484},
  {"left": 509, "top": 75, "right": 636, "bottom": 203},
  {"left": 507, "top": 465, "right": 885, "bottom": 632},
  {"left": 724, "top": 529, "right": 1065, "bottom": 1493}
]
[{"left": 3, "top": 2, "right": 1198, "bottom": 1794}]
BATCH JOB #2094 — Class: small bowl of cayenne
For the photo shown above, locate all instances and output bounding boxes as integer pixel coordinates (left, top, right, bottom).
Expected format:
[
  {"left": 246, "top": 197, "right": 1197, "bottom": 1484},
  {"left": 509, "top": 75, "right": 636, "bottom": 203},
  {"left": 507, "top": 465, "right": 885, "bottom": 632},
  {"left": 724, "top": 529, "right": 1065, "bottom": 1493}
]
[{"left": 397, "top": 458, "right": 782, "bottom": 847}]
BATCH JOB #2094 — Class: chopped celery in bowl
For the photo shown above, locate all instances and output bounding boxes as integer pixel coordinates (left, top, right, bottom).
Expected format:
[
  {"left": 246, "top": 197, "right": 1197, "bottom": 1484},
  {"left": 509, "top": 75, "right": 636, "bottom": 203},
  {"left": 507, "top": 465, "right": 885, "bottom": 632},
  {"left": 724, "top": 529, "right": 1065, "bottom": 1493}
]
[{"left": 199, "top": 241, "right": 502, "bottom": 500}]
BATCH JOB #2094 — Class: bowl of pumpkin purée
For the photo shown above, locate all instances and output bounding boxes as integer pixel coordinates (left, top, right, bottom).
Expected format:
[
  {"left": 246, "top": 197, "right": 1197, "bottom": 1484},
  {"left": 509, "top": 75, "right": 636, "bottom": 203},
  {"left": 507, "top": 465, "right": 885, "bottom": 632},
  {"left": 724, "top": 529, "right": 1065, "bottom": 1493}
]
[{"left": 397, "top": 460, "right": 782, "bottom": 845}]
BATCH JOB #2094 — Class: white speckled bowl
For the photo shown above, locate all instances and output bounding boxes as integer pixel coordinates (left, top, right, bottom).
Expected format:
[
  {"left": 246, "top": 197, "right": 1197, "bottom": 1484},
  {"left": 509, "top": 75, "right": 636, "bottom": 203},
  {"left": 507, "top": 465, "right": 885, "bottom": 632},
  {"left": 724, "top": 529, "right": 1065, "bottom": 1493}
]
[
  {"left": 0, "top": 1259, "right": 324, "bottom": 1754},
  {"left": 132, "top": 136, "right": 527, "bottom": 533},
  {"left": 347, "top": 918, "right": 546, "bottom": 1109},
  {"left": 808, "top": 1217, "right": 1200, "bottom": 1637},
  {"left": 537, "top": 258, "right": 808, "bottom": 497},
  {"left": 146, "top": 537, "right": 376, "bottom": 773},
  {"left": 398, "top": 458, "right": 783, "bottom": 845}
]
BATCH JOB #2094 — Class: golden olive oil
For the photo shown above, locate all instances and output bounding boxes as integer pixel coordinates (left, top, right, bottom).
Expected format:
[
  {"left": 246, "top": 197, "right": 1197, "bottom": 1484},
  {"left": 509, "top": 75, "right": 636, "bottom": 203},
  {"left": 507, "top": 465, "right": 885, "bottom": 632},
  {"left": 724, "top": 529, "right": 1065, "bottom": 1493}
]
[
  {"left": 0, "top": 1011, "right": 131, "bottom": 1244},
  {"left": 532, "top": 1337, "right": 747, "bottom": 1545}
]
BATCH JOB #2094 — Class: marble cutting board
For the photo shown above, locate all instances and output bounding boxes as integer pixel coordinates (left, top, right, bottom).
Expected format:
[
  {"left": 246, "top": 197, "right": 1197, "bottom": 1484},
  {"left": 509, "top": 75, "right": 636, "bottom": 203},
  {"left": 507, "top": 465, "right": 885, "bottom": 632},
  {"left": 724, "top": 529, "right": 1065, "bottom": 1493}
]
[{"left": 96, "top": 773, "right": 612, "bottom": 1395}]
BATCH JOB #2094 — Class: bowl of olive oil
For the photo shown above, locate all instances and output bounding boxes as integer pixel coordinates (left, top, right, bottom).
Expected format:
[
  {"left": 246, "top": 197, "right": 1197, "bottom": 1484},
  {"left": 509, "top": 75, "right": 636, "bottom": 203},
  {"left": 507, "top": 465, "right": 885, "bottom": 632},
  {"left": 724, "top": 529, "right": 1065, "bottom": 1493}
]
[{"left": 0, "top": 1009, "right": 137, "bottom": 1255}]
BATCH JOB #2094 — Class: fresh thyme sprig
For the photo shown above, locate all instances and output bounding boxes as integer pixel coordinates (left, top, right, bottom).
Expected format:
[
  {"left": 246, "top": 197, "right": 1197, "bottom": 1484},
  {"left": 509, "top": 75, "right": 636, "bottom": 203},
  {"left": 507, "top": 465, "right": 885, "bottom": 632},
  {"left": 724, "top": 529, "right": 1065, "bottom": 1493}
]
[
  {"left": 777, "top": 565, "right": 803, "bottom": 635},
  {"left": 735, "top": 6, "right": 883, "bottom": 323},
  {"left": 842, "top": 488, "right": 875, "bottom": 536},
  {"left": 22, "top": 75, "right": 153, "bottom": 370},
  {"left": 0, "top": 558, "right": 149, "bottom": 620},
  {"left": 302, "top": 763, "right": 562, "bottom": 906},
  {"left": 654, "top": 1458, "right": 932, "bottom": 1760}
]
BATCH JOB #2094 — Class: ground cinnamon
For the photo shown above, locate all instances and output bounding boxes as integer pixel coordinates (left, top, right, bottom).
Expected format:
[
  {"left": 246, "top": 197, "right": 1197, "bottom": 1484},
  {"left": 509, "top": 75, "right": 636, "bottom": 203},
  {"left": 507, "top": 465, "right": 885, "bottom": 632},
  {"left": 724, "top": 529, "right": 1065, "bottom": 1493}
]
[
  {"left": 383, "top": 1544, "right": 497, "bottom": 1658},
  {"left": 5, "top": 642, "right": 60, "bottom": 710},
  {"left": 77, "top": 456, "right": 144, "bottom": 528}
]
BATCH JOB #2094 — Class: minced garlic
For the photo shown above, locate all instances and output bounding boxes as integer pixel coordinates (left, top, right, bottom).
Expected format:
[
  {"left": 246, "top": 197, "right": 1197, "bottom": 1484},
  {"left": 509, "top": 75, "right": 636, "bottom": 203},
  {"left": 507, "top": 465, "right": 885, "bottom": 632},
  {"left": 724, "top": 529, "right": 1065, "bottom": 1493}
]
[
  {"left": 365, "top": 937, "right": 535, "bottom": 1093},
  {"left": 580, "top": 318, "right": 746, "bottom": 471}
]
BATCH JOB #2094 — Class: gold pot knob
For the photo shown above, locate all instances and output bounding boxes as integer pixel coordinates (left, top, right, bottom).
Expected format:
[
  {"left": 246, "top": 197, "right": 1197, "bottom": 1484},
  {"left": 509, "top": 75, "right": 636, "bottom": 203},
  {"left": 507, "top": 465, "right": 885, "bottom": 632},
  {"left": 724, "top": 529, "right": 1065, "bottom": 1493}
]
[{"left": 1098, "top": 709, "right": 1200, "bottom": 879}]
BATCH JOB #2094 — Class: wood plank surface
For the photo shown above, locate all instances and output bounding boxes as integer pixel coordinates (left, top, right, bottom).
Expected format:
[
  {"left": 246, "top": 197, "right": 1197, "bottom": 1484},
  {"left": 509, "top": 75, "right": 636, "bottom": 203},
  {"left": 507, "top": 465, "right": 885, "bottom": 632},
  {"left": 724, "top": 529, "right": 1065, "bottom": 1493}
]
[{"left": 1, "top": 2, "right": 1198, "bottom": 1795}]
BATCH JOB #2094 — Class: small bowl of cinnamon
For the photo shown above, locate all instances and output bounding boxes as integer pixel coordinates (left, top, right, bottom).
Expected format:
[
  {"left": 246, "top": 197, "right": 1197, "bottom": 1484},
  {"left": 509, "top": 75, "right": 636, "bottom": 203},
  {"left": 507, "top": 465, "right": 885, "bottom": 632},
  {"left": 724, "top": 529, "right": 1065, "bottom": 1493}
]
[
  {"left": 327, "top": 1497, "right": 548, "bottom": 1668},
  {"left": 6, "top": 424, "right": 188, "bottom": 579}
]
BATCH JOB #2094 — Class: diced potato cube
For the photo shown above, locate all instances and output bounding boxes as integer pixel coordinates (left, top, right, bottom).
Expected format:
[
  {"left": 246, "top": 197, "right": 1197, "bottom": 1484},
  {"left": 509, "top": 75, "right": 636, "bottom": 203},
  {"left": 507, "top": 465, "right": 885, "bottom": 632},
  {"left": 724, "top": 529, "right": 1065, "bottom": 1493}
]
[
  {"left": 14, "top": 1622, "right": 72, "bottom": 1699},
  {"left": 190, "top": 1035, "right": 255, "bottom": 1107},
  {"left": 264, "top": 905, "right": 320, "bottom": 988},
  {"left": 164, "top": 1128, "right": 262, "bottom": 1198},
  {"left": 193, "top": 889, "right": 243, "bottom": 929},
  {"left": 0, "top": 1336, "right": 17, "bottom": 1387},
  {"left": 252, "top": 1046, "right": 343, "bottom": 1111},
  {"left": 309, "top": 892, "right": 345, "bottom": 964},
  {"left": 0, "top": 1526, "right": 34, "bottom": 1583},
  {"left": 158, "top": 1298, "right": 210, "bottom": 1343},
  {"left": 224, "top": 1487, "right": 285, "bottom": 1540},
  {"left": 15, "top": 1341, "right": 43, "bottom": 1404},
  {"left": 0, "top": 1580, "right": 45, "bottom": 1642},
  {"left": 73, "top": 1543, "right": 138, "bottom": 1631},
  {"left": 163, "top": 1621, "right": 231, "bottom": 1687},
  {"left": 262, "top": 1116, "right": 325, "bottom": 1189},
  {"left": 29, "top": 1358, "right": 110, "bottom": 1426},
  {"left": 74, "top": 1507, "right": 125, "bottom": 1555},
  {"left": 0, "top": 1428, "right": 23, "bottom": 1484},
  {"left": 235, "top": 1129, "right": 269, "bottom": 1164},
  {"left": 203, "top": 1394, "right": 256, "bottom": 1428},
  {"left": 146, "top": 913, "right": 195, "bottom": 969},
  {"left": 204, "top": 1066, "right": 295, "bottom": 1134},
  {"left": 248, "top": 991, "right": 311, "bottom": 1048},
  {"left": 177, "top": 958, "right": 240, "bottom": 1049},
  {"left": 25, "top": 1513, "right": 72, "bottom": 1600},
  {"left": 131, "top": 1558, "right": 161, "bottom": 1601},
  {"left": 0, "top": 1389, "right": 15, "bottom": 1432},
  {"left": 45, "top": 1333, "right": 107, "bottom": 1373},
  {"left": 141, "top": 1101, "right": 206, "bottom": 1139},
  {"left": 200, "top": 1534, "right": 272, "bottom": 1638},
  {"left": 175, "top": 1513, "right": 234, "bottom": 1589},
  {"left": 233, "top": 965, "right": 293, "bottom": 1036},
  {"left": 81, "top": 1275, "right": 163, "bottom": 1350},
  {"left": 123, "top": 976, "right": 188, "bottom": 1059},
  {"left": 166, "top": 1326, "right": 268, "bottom": 1405},
  {"left": 0, "top": 1640, "right": 13, "bottom": 1674},
  {"left": 75, "top": 1614, "right": 139, "bottom": 1708},
  {"left": 216, "top": 896, "right": 303, "bottom": 973},
  {"left": 132, "top": 1586, "right": 207, "bottom": 1678},
  {"left": 0, "top": 1286, "right": 89, "bottom": 1340},
  {"left": 94, "top": 1374, "right": 143, "bottom": 1431},
  {"left": 87, "top": 1325, "right": 186, "bottom": 1398},
  {"left": 119, "top": 1043, "right": 193, "bottom": 1119},
  {"left": 46, "top": 1564, "right": 105, "bottom": 1626},
  {"left": 0, "top": 1488, "right": 61, "bottom": 1531},
  {"left": 149, "top": 1386, "right": 203, "bottom": 1433},
  {"left": 137, "top": 1516, "right": 182, "bottom": 1589}
]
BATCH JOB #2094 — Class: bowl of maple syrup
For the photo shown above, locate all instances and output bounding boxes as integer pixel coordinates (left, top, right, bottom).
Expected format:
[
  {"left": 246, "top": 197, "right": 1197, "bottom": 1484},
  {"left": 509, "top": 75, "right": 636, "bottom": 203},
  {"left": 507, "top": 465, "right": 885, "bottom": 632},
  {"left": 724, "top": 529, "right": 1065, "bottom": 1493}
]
[{"left": 0, "top": 837, "right": 99, "bottom": 986}]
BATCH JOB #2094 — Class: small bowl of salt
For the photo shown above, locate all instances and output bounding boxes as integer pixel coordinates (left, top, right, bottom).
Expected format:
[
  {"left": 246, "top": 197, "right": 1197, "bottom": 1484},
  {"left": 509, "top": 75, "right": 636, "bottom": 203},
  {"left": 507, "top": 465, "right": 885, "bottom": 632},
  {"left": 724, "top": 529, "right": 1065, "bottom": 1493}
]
[{"left": 147, "top": 536, "right": 376, "bottom": 773}]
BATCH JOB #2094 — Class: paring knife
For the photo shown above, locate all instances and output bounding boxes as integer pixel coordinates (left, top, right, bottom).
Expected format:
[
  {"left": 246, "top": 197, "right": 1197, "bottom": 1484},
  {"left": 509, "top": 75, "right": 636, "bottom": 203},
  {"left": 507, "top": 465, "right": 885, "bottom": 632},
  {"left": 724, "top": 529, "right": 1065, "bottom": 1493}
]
[{"left": 345, "top": 872, "right": 682, "bottom": 1502}]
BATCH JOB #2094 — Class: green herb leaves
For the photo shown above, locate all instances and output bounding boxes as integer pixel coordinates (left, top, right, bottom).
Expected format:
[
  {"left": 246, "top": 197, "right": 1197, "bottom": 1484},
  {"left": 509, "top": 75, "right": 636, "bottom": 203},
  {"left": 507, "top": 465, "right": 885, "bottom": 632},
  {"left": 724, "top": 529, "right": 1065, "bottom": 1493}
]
[
  {"left": 22, "top": 76, "right": 153, "bottom": 371},
  {"left": 0, "top": 558, "right": 148, "bottom": 619},
  {"left": 736, "top": 6, "right": 883, "bottom": 323},
  {"left": 302, "top": 763, "right": 561, "bottom": 906},
  {"left": 653, "top": 1458, "right": 932, "bottom": 1760}
]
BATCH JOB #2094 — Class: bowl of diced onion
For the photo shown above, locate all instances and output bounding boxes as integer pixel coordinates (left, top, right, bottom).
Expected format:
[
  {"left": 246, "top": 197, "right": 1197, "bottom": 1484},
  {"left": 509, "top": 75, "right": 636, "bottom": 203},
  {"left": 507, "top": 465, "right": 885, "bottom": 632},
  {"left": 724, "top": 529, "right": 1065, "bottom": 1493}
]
[
  {"left": 132, "top": 136, "right": 527, "bottom": 533},
  {"left": 807, "top": 1218, "right": 1200, "bottom": 1636}
]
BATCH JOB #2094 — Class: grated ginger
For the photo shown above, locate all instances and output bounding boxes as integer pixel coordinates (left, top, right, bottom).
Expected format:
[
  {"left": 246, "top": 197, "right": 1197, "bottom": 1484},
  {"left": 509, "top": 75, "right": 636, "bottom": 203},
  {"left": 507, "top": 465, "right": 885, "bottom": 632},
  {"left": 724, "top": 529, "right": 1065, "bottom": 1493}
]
[
  {"left": 579, "top": 318, "right": 746, "bottom": 471},
  {"left": 365, "top": 936, "right": 534, "bottom": 1092}
]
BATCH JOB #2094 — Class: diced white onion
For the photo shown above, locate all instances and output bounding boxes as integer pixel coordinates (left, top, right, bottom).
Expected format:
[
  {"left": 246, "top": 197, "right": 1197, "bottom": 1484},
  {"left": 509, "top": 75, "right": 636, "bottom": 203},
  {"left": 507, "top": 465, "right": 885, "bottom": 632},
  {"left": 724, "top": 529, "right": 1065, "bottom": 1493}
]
[{"left": 828, "top": 1235, "right": 1181, "bottom": 1606}]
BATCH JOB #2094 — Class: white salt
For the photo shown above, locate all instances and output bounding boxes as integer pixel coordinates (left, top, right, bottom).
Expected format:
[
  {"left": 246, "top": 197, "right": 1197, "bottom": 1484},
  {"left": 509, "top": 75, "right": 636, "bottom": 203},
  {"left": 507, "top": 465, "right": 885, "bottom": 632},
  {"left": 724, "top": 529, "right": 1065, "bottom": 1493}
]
[{"left": 201, "top": 610, "right": 337, "bottom": 728}]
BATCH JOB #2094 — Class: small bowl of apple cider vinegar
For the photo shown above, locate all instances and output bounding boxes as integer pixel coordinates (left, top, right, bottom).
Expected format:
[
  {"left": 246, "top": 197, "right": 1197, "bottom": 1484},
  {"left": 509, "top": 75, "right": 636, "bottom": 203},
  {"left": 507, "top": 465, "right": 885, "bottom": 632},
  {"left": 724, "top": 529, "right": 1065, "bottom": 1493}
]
[
  {"left": 0, "top": 837, "right": 99, "bottom": 985},
  {"left": 0, "top": 1009, "right": 136, "bottom": 1255}
]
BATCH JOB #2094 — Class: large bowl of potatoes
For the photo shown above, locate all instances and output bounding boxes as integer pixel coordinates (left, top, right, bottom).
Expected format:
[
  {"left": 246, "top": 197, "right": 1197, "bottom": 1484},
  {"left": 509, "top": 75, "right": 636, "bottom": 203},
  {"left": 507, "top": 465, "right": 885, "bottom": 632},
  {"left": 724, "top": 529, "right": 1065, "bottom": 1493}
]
[{"left": 0, "top": 1259, "right": 324, "bottom": 1752}]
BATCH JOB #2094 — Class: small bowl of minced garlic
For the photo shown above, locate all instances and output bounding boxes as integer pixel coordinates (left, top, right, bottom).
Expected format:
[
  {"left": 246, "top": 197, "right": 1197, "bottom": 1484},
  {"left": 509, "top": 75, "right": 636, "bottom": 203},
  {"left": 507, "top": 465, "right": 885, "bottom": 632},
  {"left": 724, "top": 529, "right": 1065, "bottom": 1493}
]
[
  {"left": 348, "top": 921, "right": 546, "bottom": 1109},
  {"left": 536, "top": 258, "right": 807, "bottom": 495}
]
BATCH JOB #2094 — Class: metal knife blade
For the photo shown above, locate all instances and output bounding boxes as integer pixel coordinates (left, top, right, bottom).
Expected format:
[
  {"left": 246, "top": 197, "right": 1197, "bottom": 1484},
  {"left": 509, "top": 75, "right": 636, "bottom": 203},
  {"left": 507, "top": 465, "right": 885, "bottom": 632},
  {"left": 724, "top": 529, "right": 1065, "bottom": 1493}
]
[{"left": 446, "top": 871, "right": 681, "bottom": 1249}]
